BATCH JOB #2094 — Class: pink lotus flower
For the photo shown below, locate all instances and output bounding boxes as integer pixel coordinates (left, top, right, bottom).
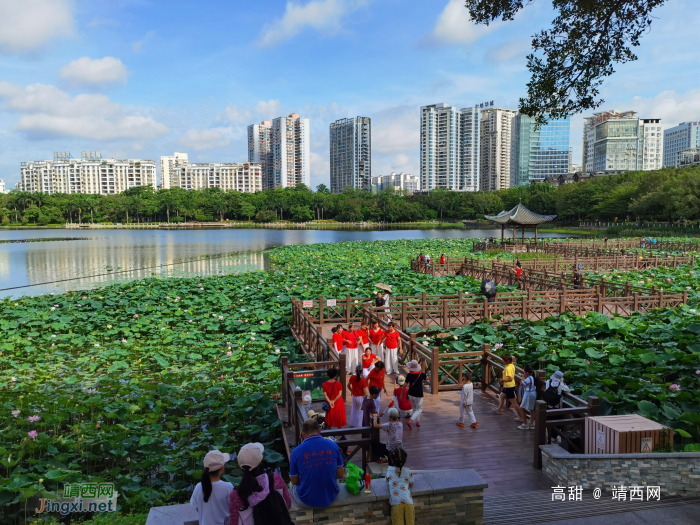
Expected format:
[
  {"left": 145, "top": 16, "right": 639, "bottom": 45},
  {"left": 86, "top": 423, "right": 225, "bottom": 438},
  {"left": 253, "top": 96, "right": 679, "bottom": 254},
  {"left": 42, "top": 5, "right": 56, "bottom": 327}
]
[
  {"left": 96, "top": 422, "right": 101, "bottom": 428},
  {"left": 28, "top": 430, "right": 38, "bottom": 440},
  {"left": 669, "top": 384, "right": 681, "bottom": 392},
  {"left": 133, "top": 314, "right": 139, "bottom": 318},
  {"left": 260, "top": 320, "right": 265, "bottom": 324},
  {"left": 586, "top": 360, "right": 590, "bottom": 365},
  {"left": 667, "top": 278, "right": 672, "bottom": 283},
  {"left": 696, "top": 370, "right": 700, "bottom": 375},
  {"left": 494, "top": 343, "right": 504, "bottom": 349},
  {"left": 27, "top": 415, "right": 40, "bottom": 423},
  {"left": 220, "top": 375, "right": 224, "bottom": 379},
  {"left": 11, "top": 409, "right": 20, "bottom": 417},
  {"left": 226, "top": 351, "right": 232, "bottom": 357}
]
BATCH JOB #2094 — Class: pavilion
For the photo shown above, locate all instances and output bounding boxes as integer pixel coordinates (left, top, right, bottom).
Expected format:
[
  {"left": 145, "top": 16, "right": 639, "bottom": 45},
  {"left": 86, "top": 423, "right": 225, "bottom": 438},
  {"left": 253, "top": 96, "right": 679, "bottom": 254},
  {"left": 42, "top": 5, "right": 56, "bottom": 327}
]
[{"left": 484, "top": 200, "right": 556, "bottom": 243}]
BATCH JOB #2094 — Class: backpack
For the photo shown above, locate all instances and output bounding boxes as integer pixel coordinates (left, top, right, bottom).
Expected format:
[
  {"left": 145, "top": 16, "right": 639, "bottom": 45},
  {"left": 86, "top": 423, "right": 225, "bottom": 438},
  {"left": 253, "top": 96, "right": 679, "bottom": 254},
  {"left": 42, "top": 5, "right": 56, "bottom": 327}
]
[
  {"left": 542, "top": 384, "right": 561, "bottom": 408},
  {"left": 252, "top": 473, "right": 292, "bottom": 525}
]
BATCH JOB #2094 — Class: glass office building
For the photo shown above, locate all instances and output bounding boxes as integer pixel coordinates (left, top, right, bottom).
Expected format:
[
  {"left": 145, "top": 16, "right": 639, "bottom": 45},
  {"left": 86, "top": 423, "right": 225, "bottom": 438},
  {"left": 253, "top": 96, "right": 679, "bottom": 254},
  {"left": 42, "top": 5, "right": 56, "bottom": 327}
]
[{"left": 511, "top": 114, "right": 571, "bottom": 186}]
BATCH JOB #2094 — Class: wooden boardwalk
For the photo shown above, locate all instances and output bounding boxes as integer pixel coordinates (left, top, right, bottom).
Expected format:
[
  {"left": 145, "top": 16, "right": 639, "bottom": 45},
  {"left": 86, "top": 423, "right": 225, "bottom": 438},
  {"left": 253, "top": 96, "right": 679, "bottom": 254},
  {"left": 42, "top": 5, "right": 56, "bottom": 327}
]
[{"left": 311, "top": 325, "right": 550, "bottom": 496}]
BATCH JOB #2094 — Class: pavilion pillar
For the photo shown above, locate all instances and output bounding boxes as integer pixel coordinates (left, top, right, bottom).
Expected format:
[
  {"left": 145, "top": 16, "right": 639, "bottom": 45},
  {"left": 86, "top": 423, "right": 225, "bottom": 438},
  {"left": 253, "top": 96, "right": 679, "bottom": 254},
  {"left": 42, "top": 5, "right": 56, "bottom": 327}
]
[
  {"left": 501, "top": 225, "right": 504, "bottom": 243},
  {"left": 522, "top": 227, "right": 525, "bottom": 243},
  {"left": 513, "top": 226, "right": 516, "bottom": 243},
  {"left": 535, "top": 226, "right": 538, "bottom": 243}
]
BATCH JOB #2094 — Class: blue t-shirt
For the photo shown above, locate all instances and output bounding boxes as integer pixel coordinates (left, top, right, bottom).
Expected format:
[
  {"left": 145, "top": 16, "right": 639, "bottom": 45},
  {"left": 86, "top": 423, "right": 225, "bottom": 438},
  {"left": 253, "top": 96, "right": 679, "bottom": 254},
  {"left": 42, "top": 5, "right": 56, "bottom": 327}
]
[{"left": 289, "top": 434, "right": 344, "bottom": 508}]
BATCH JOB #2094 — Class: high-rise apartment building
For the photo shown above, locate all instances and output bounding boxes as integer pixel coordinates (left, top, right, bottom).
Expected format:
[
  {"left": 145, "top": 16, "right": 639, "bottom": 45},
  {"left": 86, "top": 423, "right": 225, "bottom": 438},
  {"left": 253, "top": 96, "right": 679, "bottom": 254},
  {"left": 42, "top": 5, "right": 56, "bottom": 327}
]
[
  {"left": 169, "top": 162, "right": 262, "bottom": 192},
  {"left": 511, "top": 114, "right": 571, "bottom": 186},
  {"left": 582, "top": 117, "right": 595, "bottom": 171},
  {"left": 663, "top": 121, "right": 700, "bottom": 167},
  {"left": 479, "top": 108, "right": 518, "bottom": 191},
  {"left": 20, "top": 152, "right": 156, "bottom": 194},
  {"left": 371, "top": 172, "right": 420, "bottom": 193},
  {"left": 329, "top": 116, "right": 371, "bottom": 193},
  {"left": 247, "top": 121, "right": 274, "bottom": 189},
  {"left": 0, "top": 179, "right": 5, "bottom": 194},
  {"left": 160, "top": 152, "right": 188, "bottom": 189},
  {"left": 420, "top": 104, "right": 480, "bottom": 192},
  {"left": 584, "top": 111, "right": 662, "bottom": 172},
  {"left": 272, "top": 114, "right": 310, "bottom": 188}
]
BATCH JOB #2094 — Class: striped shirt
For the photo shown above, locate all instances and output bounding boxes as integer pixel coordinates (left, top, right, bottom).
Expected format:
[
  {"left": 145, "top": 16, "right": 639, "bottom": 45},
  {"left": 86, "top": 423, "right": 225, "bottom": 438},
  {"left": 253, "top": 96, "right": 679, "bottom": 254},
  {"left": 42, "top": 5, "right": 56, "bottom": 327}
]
[{"left": 521, "top": 376, "right": 536, "bottom": 393}]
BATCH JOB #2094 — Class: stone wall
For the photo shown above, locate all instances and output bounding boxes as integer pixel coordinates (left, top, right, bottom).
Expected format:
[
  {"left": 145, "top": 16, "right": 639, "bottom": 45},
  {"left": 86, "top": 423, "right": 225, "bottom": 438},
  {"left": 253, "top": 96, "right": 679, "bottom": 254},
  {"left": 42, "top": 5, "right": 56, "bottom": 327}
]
[
  {"left": 541, "top": 444, "right": 700, "bottom": 496},
  {"left": 146, "top": 468, "right": 487, "bottom": 525}
]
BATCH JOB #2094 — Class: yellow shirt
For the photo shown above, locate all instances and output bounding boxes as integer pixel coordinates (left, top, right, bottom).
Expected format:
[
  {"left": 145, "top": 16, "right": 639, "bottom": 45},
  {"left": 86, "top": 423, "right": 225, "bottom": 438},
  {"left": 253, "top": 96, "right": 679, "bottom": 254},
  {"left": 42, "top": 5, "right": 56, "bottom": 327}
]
[{"left": 503, "top": 363, "right": 516, "bottom": 388}]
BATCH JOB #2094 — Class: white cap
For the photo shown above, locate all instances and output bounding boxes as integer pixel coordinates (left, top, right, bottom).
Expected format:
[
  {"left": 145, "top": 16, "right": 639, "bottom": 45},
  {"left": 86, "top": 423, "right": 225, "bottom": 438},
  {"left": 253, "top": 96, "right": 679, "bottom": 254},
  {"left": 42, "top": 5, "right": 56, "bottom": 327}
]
[
  {"left": 203, "top": 450, "right": 230, "bottom": 471},
  {"left": 237, "top": 442, "right": 265, "bottom": 469}
]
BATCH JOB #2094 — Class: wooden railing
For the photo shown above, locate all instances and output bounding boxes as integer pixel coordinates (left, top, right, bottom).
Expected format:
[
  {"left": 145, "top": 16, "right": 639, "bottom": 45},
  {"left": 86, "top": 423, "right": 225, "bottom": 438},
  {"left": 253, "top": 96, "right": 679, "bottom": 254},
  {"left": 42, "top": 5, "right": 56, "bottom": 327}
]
[
  {"left": 279, "top": 356, "right": 371, "bottom": 472},
  {"left": 473, "top": 237, "right": 700, "bottom": 253}
]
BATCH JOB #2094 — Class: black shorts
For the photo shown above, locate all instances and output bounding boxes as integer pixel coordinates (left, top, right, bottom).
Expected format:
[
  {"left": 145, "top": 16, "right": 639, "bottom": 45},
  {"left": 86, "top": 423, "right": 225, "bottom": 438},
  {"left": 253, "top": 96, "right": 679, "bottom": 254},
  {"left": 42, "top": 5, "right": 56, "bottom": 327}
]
[{"left": 504, "top": 387, "right": 516, "bottom": 399}]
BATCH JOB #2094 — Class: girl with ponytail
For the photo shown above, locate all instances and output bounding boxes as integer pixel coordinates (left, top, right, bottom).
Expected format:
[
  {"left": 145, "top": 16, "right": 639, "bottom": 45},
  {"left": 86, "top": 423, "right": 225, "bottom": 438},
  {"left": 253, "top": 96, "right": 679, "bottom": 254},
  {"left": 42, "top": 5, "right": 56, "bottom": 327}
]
[
  {"left": 386, "top": 447, "right": 415, "bottom": 525},
  {"left": 190, "top": 450, "right": 233, "bottom": 525}
]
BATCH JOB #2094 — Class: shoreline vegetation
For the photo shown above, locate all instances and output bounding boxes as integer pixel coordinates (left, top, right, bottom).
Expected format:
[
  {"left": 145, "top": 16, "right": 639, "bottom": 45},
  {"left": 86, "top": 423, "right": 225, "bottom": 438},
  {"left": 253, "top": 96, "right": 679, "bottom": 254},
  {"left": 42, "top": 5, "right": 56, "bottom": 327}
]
[
  {"left": 1, "top": 237, "right": 700, "bottom": 523},
  {"left": 1, "top": 166, "right": 699, "bottom": 227}
]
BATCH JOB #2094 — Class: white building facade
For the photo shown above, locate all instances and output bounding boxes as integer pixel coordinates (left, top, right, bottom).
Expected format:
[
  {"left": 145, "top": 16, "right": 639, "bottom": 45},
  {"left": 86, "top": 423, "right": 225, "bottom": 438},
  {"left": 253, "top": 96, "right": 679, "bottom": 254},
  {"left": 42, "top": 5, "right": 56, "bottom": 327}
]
[
  {"left": 0, "top": 179, "right": 5, "bottom": 194},
  {"left": 329, "top": 116, "right": 371, "bottom": 193},
  {"left": 420, "top": 103, "right": 480, "bottom": 192},
  {"left": 479, "top": 108, "right": 518, "bottom": 191},
  {"left": 247, "top": 121, "right": 274, "bottom": 189},
  {"left": 371, "top": 172, "right": 420, "bottom": 193},
  {"left": 169, "top": 162, "right": 262, "bottom": 193},
  {"left": 160, "top": 152, "right": 189, "bottom": 189},
  {"left": 584, "top": 111, "right": 662, "bottom": 172},
  {"left": 272, "top": 114, "right": 310, "bottom": 188},
  {"left": 663, "top": 121, "right": 700, "bottom": 167},
  {"left": 20, "top": 152, "right": 156, "bottom": 194}
]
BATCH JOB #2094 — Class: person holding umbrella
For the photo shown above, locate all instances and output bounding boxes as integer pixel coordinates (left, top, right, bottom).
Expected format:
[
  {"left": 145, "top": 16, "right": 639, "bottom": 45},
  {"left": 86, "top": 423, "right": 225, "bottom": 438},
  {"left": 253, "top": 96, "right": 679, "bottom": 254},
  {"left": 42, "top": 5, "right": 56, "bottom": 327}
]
[{"left": 481, "top": 279, "right": 497, "bottom": 303}]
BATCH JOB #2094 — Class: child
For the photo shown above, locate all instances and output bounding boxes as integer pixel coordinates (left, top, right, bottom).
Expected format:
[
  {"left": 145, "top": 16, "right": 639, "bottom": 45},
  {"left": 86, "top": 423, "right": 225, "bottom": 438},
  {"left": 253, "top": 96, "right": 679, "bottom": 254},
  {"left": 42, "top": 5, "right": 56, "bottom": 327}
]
[
  {"left": 520, "top": 365, "right": 537, "bottom": 428},
  {"left": 386, "top": 448, "right": 414, "bottom": 525},
  {"left": 456, "top": 372, "right": 477, "bottom": 428},
  {"left": 391, "top": 375, "right": 412, "bottom": 418},
  {"left": 190, "top": 450, "right": 234, "bottom": 525},
  {"left": 361, "top": 346, "right": 379, "bottom": 378}
]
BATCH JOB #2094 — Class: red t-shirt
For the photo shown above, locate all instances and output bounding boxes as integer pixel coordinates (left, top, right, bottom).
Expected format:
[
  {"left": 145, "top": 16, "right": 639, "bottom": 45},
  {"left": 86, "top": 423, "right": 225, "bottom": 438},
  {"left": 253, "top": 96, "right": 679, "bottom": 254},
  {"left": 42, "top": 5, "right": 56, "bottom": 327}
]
[
  {"left": 516, "top": 267, "right": 522, "bottom": 276},
  {"left": 349, "top": 375, "right": 367, "bottom": 397},
  {"left": 384, "top": 330, "right": 400, "bottom": 350},
  {"left": 367, "top": 367, "right": 385, "bottom": 390},
  {"left": 370, "top": 328, "right": 385, "bottom": 345},
  {"left": 343, "top": 330, "right": 358, "bottom": 349},
  {"left": 332, "top": 333, "right": 344, "bottom": 352},
  {"left": 362, "top": 354, "right": 377, "bottom": 369},
  {"left": 393, "top": 386, "right": 412, "bottom": 411},
  {"left": 357, "top": 329, "right": 369, "bottom": 345}
]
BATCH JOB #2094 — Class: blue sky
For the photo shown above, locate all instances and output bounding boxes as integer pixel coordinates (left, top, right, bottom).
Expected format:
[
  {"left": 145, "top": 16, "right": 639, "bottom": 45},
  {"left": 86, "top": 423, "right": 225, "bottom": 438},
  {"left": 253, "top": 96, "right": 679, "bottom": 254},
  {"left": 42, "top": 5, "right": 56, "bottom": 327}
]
[{"left": 0, "top": 0, "right": 699, "bottom": 190}]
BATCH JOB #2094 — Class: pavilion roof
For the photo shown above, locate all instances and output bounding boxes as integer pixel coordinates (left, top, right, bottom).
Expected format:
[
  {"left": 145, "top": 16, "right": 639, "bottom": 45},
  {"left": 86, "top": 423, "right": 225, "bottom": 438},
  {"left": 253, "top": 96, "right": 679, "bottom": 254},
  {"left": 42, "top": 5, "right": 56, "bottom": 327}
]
[{"left": 484, "top": 201, "right": 557, "bottom": 226}]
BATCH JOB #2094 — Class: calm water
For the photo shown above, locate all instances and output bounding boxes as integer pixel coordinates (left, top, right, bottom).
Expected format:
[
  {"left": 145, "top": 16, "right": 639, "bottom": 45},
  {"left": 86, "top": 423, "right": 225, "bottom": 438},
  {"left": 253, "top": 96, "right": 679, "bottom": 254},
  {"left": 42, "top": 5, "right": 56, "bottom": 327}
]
[{"left": 0, "top": 227, "right": 572, "bottom": 298}]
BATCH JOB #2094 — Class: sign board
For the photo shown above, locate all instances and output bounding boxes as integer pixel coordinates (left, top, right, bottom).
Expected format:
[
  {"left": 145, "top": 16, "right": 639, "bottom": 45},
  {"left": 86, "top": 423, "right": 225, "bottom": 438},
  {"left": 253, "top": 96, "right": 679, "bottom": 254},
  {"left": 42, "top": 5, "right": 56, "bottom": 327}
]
[
  {"left": 596, "top": 429, "right": 605, "bottom": 450},
  {"left": 326, "top": 299, "right": 336, "bottom": 307},
  {"left": 640, "top": 437, "right": 652, "bottom": 453},
  {"left": 292, "top": 370, "right": 327, "bottom": 401},
  {"left": 302, "top": 300, "right": 313, "bottom": 308}
]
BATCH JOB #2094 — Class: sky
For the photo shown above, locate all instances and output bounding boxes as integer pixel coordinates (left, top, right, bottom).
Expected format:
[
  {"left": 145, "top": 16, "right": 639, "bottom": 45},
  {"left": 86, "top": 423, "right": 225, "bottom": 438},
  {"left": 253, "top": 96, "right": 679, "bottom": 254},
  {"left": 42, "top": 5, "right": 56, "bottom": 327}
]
[{"left": 0, "top": 0, "right": 699, "bottom": 190}]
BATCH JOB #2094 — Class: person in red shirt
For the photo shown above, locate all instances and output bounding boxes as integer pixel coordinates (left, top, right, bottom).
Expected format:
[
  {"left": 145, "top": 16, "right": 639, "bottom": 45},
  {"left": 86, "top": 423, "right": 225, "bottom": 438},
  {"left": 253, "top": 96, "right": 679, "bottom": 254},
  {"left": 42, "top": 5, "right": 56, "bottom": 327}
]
[
  {"left": 347, "top": 364, "right": 368, "bottom": 427},
  {"left": 440, "top": 253, "right": 446, "bottom": 265},
  {"left": 342, "top": 323, "right": 359, "bottom": 374},
  {"left": 380, "top": 322, "right": 402, "bottom": 375},
  {"left": 331, "top": 326, "right": 344, "bottom": 358},
  {"left": 323, "top": 368, "right": 346, "bottom": 429},
  {"left": 361, "top": 347, "right": 379, "bottom": 379},
  {"left": 369, "top": 321, "right": 385, "bottom": 361},
  {"left": 357, "top": 324, "right": 370, "bottom": 350},
  {"left": 366, "top": 361, "right": 387, "bottom": 412},
  {"left": 391, "top": 374, "right": 412, "bottom": 418}
]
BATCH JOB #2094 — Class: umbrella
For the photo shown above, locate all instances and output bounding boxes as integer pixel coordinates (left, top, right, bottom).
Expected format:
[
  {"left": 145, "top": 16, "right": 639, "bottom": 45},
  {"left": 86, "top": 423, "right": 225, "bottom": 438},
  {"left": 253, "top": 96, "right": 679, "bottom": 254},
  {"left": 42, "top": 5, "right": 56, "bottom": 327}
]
[
  {"left": 375, "top": 283, "right": 392, "bottom": 292},
  {"left": 480, "top": 279, "right": 497, "bottom": 299}
]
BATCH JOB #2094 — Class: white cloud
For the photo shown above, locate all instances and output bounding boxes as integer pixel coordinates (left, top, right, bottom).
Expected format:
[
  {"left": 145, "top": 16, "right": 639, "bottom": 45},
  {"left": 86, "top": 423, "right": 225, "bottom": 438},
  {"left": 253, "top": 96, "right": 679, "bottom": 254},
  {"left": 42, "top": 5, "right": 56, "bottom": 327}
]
[
  {"left": 422, "top": 0, "right": 498, "bottom": 47},
  {"left": 372, "top": 105, "right": 419, "bottom": 154},
  {"left": 485, "top": 37, "right": 531, "bottom": 63},
  {"left": 256, "top": 99, "right": 281, "bottom": 118},
  {"left": 0, "top": 0, "right": 74, "bottom": 53},
  {"left": 0, "top": 81, "right": 169, "bottom": 140},
  {"left": 178, "top": 129, "right": 230, "bottom": 151},
  {"left": 258, "top": 0, "right": 369, "bottom": 48},
  {"left": 132, "top": 31, "right": 155, "bottom": 53},
  {"left": 224, "top": 104, "right": 252, "bottom": 124},
  {"left": 628, "top": 89, "right": 700, "bottom": 128},
  {"left": 392, "top": 153, "right": 411, "bottom": 169},
  {"left": 60, "top": 57, "right": 130, "bottom": 89},
  {"left": 310, "top": 151, "right": 329, "bottom": 183}
]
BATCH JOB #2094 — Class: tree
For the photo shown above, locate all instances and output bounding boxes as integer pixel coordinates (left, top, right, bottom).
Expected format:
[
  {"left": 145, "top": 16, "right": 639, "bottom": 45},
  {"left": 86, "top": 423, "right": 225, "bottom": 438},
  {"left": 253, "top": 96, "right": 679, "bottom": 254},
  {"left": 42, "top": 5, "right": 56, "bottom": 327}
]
[
  {"left": 466, "top": 0, "right": 667, "bottom": 124},
  {"left": 316, "top": 184, "right": 330, "bottom": 194},
  {"left": 290, "top": 204, "right": 313, "bottom": 222},
  {"left": 240, "top": 202, "right": 256, "bottom": 221}
]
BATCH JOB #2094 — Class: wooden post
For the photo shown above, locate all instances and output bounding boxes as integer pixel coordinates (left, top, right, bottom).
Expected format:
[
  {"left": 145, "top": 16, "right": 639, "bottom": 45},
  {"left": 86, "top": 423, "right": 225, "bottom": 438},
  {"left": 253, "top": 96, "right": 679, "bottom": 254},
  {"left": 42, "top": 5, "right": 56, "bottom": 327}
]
[
  {"left": 481, "top": 343, "right": 490, "bottom": 392},
  {"left": 483, "top": 297, "right": 489, "bottom": 319},
  {"left": 409, "top": 333, "right": 416, "bottom": 362},
  {"left": 597, "top": 293, "right": 603, "bottom": 314},
  {"left": 281, "top": 357, "right": 288, "bottom": 406},
  {"left": 624, "top": 282, "right": 630, "bottom": 297},
  {"left": 346, "top": 295, "right": 351, "bottom": 324},
  {"left": 534, "top": 226, "right": 538, "bottom": 243},
  {"left": 659, "top": 289, "right": 664, "bottom": 308},
  {"left": 633, "top": 292, "right": 639, "bottom": 311},
  {"left": 431, "top": 346, "right": 439, "bottom": 395},
  {"left": 319, "top": 295, "right": 324, "bottom": 325},
  {"left": 401, "top": 301, "right": 407, "bottom": 330},
  {"left": 501, "top": 224, "right": 504, "bottom": 243},
  {"left": 294, "top": 389, "right": 303, "bottom": 445},
  {"left": 442, "top": 298, "right": 448, "bottom": 328},
  {"left": 560, "top": 288, "right": 566, "bottom": 314},
  {"left": 339, "top": 353, "right": 347, "bottom": 402},
  {"left": 533, "top": 400, "right": 547, "bottom": 469}
]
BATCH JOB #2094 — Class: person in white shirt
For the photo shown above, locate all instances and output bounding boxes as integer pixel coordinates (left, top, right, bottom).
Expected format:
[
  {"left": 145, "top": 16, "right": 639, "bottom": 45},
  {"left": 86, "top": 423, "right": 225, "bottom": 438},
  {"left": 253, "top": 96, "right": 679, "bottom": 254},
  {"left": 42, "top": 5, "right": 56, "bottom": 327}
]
[
  {"left": 190, "top": 450, "right": 233, "bottom": 525},
  {"left": 456, "top": 373, "right": 477, "bottom": 428}
]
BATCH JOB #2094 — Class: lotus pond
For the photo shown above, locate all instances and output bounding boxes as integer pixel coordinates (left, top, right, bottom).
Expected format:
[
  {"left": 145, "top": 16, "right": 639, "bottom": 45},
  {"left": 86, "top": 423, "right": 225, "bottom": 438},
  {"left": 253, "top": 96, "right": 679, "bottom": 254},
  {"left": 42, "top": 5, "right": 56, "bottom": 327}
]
[{"left": 2, "top": 237, "right": 700, "bottom": 523}]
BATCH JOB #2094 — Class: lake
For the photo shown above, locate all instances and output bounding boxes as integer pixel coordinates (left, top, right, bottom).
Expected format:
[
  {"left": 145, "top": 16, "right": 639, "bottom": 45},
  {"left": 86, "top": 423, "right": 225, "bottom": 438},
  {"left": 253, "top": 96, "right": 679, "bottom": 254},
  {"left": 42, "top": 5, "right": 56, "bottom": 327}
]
[{"left": 0, "top": 227, "right": 573, "bottom": 298}]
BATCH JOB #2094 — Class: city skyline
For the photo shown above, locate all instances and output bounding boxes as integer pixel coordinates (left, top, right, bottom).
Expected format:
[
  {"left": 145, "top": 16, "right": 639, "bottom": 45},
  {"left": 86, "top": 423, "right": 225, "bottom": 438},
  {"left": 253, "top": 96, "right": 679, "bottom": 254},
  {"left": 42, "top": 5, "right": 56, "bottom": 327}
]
[{"left": 0, "top": 1, "right": 698, "bottom": 191}]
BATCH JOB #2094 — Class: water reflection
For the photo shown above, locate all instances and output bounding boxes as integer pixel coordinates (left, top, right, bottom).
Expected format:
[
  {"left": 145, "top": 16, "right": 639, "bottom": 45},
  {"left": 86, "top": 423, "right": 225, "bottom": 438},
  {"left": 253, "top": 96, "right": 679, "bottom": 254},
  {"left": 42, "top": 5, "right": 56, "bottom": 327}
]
[{"left": 0, "top": 228, "right": 575, "bottom": 298}]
